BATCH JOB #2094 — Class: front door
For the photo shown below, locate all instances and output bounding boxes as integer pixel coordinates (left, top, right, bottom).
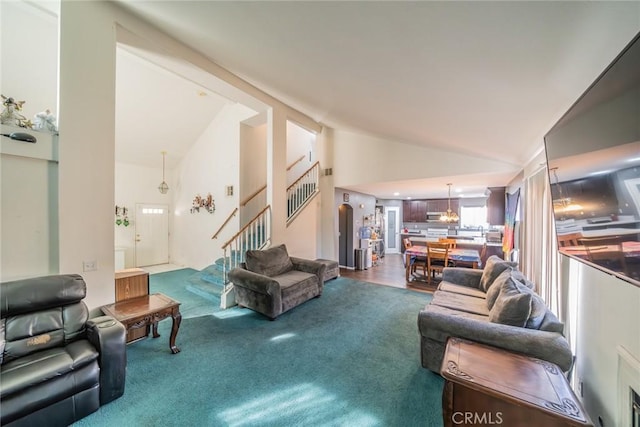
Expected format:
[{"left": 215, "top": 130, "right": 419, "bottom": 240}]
[
  {"left": 135, "top": 203, "right": 169, "bottom": 267},
  {"left": 385, "top": 207, "right": 400, "bottom": 254}
]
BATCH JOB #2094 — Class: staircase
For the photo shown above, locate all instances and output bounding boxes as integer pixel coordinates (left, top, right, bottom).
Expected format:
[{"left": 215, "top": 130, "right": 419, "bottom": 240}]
[
  {"left": 194, "top": 162, "right": 320, "bottom": 307},
  {"left": 185, "top": 258, "right": 226, "bottom": 302}
]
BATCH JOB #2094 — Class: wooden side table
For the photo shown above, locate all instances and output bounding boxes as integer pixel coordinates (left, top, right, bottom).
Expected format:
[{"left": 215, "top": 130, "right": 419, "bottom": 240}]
[
  {"left": 102, "top": 293, "right": 182, "bottom": 354},
  {"left": 115, "top": 268, "right": 150, "bottom": 342},
  {"left": 441, "top": 338, "right": 592, "bottom": 427}
]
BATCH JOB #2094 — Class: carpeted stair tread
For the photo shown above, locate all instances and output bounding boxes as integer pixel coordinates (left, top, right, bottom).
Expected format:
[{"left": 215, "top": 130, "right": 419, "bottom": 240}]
[{"left": 185, "top": 268, "right": 224, "bottom": 302}]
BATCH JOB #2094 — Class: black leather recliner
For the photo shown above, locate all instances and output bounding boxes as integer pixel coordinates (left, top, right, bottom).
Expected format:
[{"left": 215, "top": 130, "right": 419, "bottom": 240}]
[{"left": 0, "top": 274, "right": 127, "bottom": 426}]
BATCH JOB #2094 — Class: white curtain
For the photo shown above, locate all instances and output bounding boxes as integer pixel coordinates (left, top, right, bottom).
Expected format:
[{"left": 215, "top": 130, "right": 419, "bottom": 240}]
[{"left": 520, "top": 166, "right": 562, "bottom": 317}]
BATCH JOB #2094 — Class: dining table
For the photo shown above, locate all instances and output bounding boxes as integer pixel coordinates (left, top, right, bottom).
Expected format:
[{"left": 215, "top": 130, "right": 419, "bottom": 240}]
[{"left": 404, "top": 246, "right": 481, "bottom": 282}]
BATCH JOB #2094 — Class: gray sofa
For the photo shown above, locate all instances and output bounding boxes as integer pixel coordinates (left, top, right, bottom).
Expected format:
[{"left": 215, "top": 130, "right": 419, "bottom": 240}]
[
  {"left": 228, "top": 244, "right": 326, "bottom": 320},
  {"left": 418, "top": 256, "right": 573, "bottom": 374}
]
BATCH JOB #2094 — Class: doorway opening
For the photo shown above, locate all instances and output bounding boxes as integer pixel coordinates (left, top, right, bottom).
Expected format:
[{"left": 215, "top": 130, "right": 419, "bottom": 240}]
[
  {"left": 135, "top": 203, "right": 169, "bottom": 267},
  {"left": 338, "top": 203, "right": 353, "bottom": 268}
]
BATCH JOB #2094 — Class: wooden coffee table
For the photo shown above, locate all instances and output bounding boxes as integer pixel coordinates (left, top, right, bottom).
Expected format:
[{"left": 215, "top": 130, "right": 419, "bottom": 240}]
[
  {"left": 102, "top": 293, "right": 182, "bottom": 354},
  {"left": 441, "top": 338, "right": 592, "bottom": 426}
]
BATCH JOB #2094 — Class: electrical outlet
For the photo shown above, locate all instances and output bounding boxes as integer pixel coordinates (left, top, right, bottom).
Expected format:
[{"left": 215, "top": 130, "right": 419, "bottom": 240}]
[{"left": 83, "top": 260, "right": 97, "bottom": 272}]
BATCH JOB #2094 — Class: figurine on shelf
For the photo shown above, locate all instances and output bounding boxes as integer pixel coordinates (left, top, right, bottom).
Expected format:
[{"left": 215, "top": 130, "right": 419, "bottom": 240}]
[
  {"left": 33, "top": 109, "right": 57, "bottom": 132},
  {"left": 1, "top": 95, "right": 28, "bottom": 127}
]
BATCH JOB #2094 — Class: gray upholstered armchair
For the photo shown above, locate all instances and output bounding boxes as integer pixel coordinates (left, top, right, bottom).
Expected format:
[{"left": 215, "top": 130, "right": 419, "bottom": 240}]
[{"left": 228, "top": 244, "right": 326, "bottom": 320}]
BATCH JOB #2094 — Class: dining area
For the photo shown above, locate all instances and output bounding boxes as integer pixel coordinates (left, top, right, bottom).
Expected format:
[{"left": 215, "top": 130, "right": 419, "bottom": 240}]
[{"left": 403, "top": 238, "right": 484, "bottom": 284}]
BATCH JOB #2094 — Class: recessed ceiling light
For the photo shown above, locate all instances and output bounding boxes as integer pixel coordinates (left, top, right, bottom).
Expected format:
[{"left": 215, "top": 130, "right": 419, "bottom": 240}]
[
  {"left": 393, "top": 192, "right": 400, "bottom": 196},
  {"left": 406, "top": 196, "right": 412, "bottom": 200}
]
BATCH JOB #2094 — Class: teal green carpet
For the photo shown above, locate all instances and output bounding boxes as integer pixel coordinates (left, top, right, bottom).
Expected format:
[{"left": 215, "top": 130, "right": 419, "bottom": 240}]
[{"left": 75, "top": 271, "right": 444, "bottom": 426}]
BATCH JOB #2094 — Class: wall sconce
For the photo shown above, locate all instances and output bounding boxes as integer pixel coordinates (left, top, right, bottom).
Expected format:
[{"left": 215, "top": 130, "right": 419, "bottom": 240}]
[
  {"left": 191, "top": 193, "right": 215, "bottom": 214},
  {"left": 115, "top": 205, "right": 129, "bottom": 226},
  {"left": 359, "top": 204, "right": 365, "bottom": 209}
]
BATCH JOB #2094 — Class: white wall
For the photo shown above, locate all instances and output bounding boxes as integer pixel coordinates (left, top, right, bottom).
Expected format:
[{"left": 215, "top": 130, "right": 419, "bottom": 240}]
[
  {"left": 1, "top": 2, "right": 59, "bottom": 281},
  {"left": 331, "top": 129, "right": 519, "bottom": 188},
  {"left": 568, "top": 258, "right": 640, "bottom": 426},
  {"left": 284, "top": 195, "right": 320, "bottom": 260},
  {"left": 1, "top": 1, "right": 58, "bottom": 122},
  {"left": 286, "top": 121, "right": 316, "bottom": 180},
  {"left": 240, "top": 121, "right": 267, "bottom": 225},
  {"left": 0, "top": 129, "right": 58, "bottom": 281},
  {"left": 114, "top": 162, "right": 174, "bottom": 268},
  {"left": 171, "top": 103, "right": 256, "bottom": 270}
]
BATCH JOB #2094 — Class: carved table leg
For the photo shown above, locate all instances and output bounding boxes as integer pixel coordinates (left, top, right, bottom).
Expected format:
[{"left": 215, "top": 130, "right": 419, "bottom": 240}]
[
  {"left": 169, "top": 308, "right": 182, "bottom": 354},
  {"left": 152, "top": 322, "right": 160, "bottom": 338}
]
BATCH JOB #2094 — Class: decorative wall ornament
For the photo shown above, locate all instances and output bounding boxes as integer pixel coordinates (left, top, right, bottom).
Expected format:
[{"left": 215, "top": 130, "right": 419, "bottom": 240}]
[
  {"left": 1, "top": 95, "right": 28, "bottom": 127},
  {"left": 33, "top": 109, "right": 57, "bottom": 132},
  {"left": 115, "top": 205, "right": 130, "bottom": 226},
  {"left": 191, "top": 193, "right": 215, "bottom": 214}
]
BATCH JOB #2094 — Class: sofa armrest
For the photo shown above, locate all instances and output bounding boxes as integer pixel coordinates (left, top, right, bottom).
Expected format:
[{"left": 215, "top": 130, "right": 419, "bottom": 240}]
[
  {"left": 420, "top": 308, "right": 573, "bottom": 372},
  {"left": 228, "top": 268, "right": 281, "bottom": 296},
  {"left": 86, "top": 315, "right": 126, "bottom": 405},
  {"left": 290, "top": 257, "right": 326, "bottom": 286},
  {"left": 441, "top": 267, "right": 483, "bottom": 289}
]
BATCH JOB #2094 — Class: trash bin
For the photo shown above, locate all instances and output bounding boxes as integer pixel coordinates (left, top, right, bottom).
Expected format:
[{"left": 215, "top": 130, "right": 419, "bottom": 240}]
[{"left": 355, "top": 248, "right": 366, "bottom": 270}]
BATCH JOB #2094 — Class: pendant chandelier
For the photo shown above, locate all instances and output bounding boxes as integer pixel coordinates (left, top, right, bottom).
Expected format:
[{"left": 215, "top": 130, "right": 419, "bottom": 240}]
[
  {"left": 440, "top": 183, "right": 459, "bottom": 223},
  {"left": 158, "top": 151, "right": 169, "bottom": 194}
]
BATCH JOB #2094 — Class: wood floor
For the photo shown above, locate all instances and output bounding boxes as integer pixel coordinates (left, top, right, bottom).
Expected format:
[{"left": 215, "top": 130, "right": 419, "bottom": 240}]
[{"left": 339, "top": 253, "right": 438, "bottom": 294}]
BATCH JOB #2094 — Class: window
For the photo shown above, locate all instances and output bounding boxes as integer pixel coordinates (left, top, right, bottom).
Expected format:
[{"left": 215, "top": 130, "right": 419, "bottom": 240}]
[
  {"left": 460, "top": 206, "right": 488, "bottom": 228},
  {"left": 142, "top": 208, "right": 164, "bottom": 215}
]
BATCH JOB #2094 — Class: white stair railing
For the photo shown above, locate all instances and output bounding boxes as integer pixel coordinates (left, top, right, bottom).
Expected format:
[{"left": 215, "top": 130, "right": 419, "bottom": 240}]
[
  {"left": 221, "top": 205, "right": 271, "bottom": 285},
  {"left": 287, "top": 161, "right": 320, "bottom": 222}
]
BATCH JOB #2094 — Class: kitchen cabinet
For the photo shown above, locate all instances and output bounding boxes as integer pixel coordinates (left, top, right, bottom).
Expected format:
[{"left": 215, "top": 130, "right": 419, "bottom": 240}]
[
  {"left": 403, "top": 200, "right": 427, "bottom": 222},
  {"left": 428, "top": 199, "right": 459, "bottom": 214},
  {"left": 403, "top": 199, "right": 459, "bottom": 222},
  {"left": 487, "top": 187, "right": 506, "bottom": 225}
]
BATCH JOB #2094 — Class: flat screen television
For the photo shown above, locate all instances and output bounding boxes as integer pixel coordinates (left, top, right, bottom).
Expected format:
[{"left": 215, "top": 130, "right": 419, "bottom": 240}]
[{"left": 544, "top": 31, "right": 640, "bottom": 287}]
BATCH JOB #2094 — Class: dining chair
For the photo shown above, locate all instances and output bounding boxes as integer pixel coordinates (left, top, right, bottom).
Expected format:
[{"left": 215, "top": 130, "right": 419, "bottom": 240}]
[
  {"left": 424, "top": 242, "right": 451, "bottom": 285},
  {"left": 402, "top": 238, "right": 418, "bottom": 274},
  {"left": 438, "top": 238, "right": 457, "bottom": 249}
]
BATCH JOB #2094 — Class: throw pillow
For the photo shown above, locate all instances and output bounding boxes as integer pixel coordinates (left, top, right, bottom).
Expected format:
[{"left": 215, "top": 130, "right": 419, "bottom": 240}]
[
  {"left": 488, "top": 274, "right": 532, "bottom": 327},
  {"left": 525, "top": 293, "right": 547, "bottom": 329},
  {"left": 485, "top": 268, "right": 514, "bottom": 310},
  {"left": 539, "top": 310, "right": 565, "bottom": 333},
  {"left": 480, "top": 255, "right": 518, "bottom": 292},
  {"left": 512, "top": 270, "right": 536, "bottom": 290},
  {"left": 245, "top": 244, "right": 293, "bottom": 277}
]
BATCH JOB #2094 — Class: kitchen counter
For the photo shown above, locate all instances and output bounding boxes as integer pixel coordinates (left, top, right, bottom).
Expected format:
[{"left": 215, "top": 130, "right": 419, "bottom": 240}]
[{"left": 405, "top": 235, "right": 502, "bottom": 247}]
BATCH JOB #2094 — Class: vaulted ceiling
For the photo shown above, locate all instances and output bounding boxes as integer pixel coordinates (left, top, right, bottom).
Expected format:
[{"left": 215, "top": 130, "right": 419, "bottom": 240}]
[{"left": 114, "top": 1, "right": 640, "bottom": 198}]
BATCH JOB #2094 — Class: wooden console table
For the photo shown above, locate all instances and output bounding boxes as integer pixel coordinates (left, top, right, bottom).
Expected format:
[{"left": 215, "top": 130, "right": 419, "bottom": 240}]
[
  {"left": 115, "top": 268, "right": 149, "bottom": 342},
  {"left": 102, "top": 293, "right": 182, "bottom": 354},
  {"left": 441, "top": 338, "right": 592, "bottom": 426}
]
